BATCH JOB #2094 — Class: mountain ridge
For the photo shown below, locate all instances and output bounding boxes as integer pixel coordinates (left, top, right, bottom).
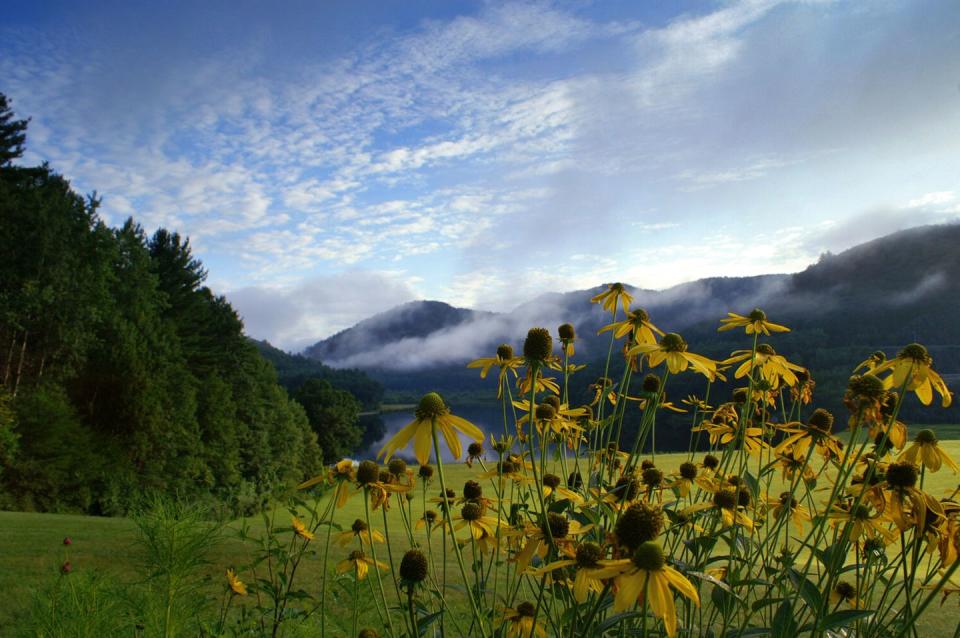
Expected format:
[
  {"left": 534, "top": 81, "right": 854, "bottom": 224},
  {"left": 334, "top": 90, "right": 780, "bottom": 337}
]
[{"left": 302, "top": 223, "right": 960, "bottom": 372}]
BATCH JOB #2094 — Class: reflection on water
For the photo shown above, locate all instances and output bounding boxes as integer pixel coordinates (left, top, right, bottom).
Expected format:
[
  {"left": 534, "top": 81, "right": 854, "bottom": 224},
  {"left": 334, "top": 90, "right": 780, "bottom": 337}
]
[{"left": 357, "top": 404, "right": 506, "bottom": 463}]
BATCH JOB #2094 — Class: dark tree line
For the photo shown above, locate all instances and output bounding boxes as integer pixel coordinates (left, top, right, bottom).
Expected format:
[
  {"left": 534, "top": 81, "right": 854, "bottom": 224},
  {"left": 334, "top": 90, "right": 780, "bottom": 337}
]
[{"left": 0, "top": 94, "right": 368, "bottom": 514}]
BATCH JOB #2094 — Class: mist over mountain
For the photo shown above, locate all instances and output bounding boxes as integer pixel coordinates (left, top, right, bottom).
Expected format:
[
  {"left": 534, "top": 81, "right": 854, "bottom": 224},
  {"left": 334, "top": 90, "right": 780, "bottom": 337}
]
[{"left": 303, "top": 224, "right": 960, "bottom": 377}]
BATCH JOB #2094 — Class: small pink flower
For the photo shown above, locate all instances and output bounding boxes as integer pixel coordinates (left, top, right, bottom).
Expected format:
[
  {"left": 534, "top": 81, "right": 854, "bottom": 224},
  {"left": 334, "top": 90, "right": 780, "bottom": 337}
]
[
  {"left": 61, "top": 561, "right": 72, "bottom": 574},
  {"left": 63, "top": 537, "right": 73, "bottom": 546}
]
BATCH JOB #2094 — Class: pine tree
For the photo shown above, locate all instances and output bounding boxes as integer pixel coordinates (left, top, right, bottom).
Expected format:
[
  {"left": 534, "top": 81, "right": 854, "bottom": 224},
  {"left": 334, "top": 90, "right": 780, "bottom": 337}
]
[{"left": 0, "top": 93, "right": 30, "bottom": 167}]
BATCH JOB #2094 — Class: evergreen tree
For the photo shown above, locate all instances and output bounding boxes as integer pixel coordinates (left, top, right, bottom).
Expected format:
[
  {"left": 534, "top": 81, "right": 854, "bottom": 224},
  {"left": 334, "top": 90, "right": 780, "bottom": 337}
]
[{"left": 0, "top": 93, "right": 29, "bottom": 167}]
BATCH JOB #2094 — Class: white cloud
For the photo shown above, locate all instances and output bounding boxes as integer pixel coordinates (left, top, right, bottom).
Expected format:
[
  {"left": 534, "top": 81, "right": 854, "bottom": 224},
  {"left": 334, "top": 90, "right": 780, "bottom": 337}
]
[{"left": 227, "top": 270, "right": 420, "bottom": 350}]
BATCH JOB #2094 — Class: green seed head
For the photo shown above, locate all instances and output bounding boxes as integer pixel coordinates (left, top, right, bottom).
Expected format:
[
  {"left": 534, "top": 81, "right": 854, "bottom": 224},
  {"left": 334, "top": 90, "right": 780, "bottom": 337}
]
[
  {"left": 632, "top": 542, "right": 666, "bottom": 571},
  {"left": 756, "top": 343, "right": 776, "bottom": 356},
  {"left": 416, "top": 392, "right": 449, "bottom": 420},
  {"left": 351, "top": 519, "right": 368, "bottom": 533},
  {"left": 616, "top": 502, "right": 664, "bottom": 550},
  {"left": 524, "top": 328, "right": 553, "bottom": 361},
  {"left": 399, "top": 549, "right": 429, "bottom": 583},
  {"left": 703, "top": 454, "right": 720, "bottom": 470},
  {"left": 679, "top": 462, "right": 698, "bottom": 480},
  {"left": 543, "top": 473, "right": 561, "bottom": 489},
  {"left": 388, "top": 459, "right": 407, "bottom": 476},
  {"left": 713, "top": 489, "right": 738, "bottom": 510},
  {"left": 461, "top": 502, "right": 482, "bottom": 521},
  {"left": 886, "top": 462, "right": 918, "bottom": 489},
  {"left": 898, "top": 343, "right": 930, "bottom": 364},
  {"left": 543, "top": 513, "right": 570, "bottom": 539},
  {"left": 748, "top": 308, "right": 767, "bottom": 322},
  {"left": 467, "top": 442, "right": 483, "bottom": 458},
  {"left": 356, "top": 461, "right": 380, "bottom": 485},
  {"left": 808, "top": 408, "right": 834, "bottom": 433},
  {"left": 847, "top": 374, "right": 885, "bottom": 401},
  {"left": 915, "top": 429, "right": 938, "bottom": 445},
  {"left": 660, "top": 333, "right": 687, "bottom": 353},
  {"left": 642, "top": 374, "right": 661, "bottom": 394},
  {"left": 535, "top": 403, "right": 556, "bottom": 420},
  {"left": 496, "top": 344, "right": 514, "bottom": 360},
  {"left": 613, "top": 476, "right": 640, "bottom": 502},
  {"left": 463, "top": 480, "right": 483, "bottom": 500},
  {"left": 516, "top": 601, "right": 536, "bottom": 617},
  {"left": 498, "top": 460, "right": 516, "bottom": 474},
  {"left": 418, "top": 464, "right": 434, "bottom": 479},
  {"left": 642, "top": 467, "right": 663, "bottom": 488},
  {"left": 543, "top": 395, "right": 561, "bottom": 411},
  {"left": 778, "top": 492, "right": 798, "bottom": 509},
  {"left": 575, "top": 542, "right": 603, "bottom": 568},
  {"left": 558, "top": 323, "right": 576, "bottom": 340}
]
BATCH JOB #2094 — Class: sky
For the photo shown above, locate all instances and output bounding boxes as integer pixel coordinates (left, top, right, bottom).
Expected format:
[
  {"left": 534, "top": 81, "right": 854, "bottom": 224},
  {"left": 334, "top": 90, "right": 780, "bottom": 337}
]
[{"left": 3, "top": 0, "right": 959, "bottom": 351}]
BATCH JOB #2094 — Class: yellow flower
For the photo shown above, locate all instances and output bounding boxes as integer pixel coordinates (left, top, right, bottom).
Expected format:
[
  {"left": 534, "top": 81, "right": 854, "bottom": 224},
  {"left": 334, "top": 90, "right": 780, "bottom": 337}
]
[
  {"left": 299, "top": 458, "right": 356, "bottom": 508},
  {"left": 378, "top": 392, "right": 484, "bottom": 466},
  {"left": 541, "top": 473, "right": 585, "bottom": 505},
  {"left": 899, "top": 429, "right": 958, "bottom": 473},
  {"left": 766, "top": 492, "right": 811, "bottom": 532},
  {"left": 291, "top": 516, "right": 314, "bottom": 541},
  {"left": 527, "top": 542, "right": 622, "bottom": 603},
  {"left": 500, "top": 602, "right": 546, "bottom": 638},
  {"left": 921, "top": 573, "right": 960, "bottom": 607},
  {"left": 598, "top": 308, "right": 664, "bottom": 344},
  {"left": 512, "top": 513, "right": 591, "bottom": 572},
  {"left": 591, "top": 282, "right": 633, "bottom": 316},
  {"left": 718, "top": 308, "right": 790, "bottom": 336},
  {"left": 414, "top": 509, "right": 451, "bottom": 534},
  {"left": 774, "top": 409, "right": 844, "bottom": 461},
  {"left": 683, "top": 489, "right": 755, "bottom": 531},
  {"left": 628, "top": 333, "right": 719, "bottom": 380},
  {"left": 453, "top": 503, "right": 502, "bottom": 553},
  {"left": 467, "top": 344, "right": 523, "bottom": 399},
  {"left": 609, "top": 542, "right": 700, "bottom": 638},
  {"left": 872, "top": 343, "right": 952, "bottom": 407},
  {"left": 335, "top": 518, "right": 386, "bottom": 547},
  {"left": 336, "top": 550, "right": 389, "bottom": 581},
  {"left": 691, "top": 420, "right": 767, "bottom": 456},
  {"left": 226, "top": 568, "right": 247, "bottom": 596},
  {"left": 854, "top": 350, "right": 887, "bottom": 373},
  {"left": 517, "top": 369, "right": 560, "bottom": 396},
  {"left": 826, "top": 502, "right": 896, "bottom": 544},
  {"left": 723, "top": 344, "right": 805, "bottom": 389},
  {"left": 589, "top": 377, "right": 617, "bottom": 407},
  {"left": 513, "top": 399, "right": 584, "bottom": 440}
]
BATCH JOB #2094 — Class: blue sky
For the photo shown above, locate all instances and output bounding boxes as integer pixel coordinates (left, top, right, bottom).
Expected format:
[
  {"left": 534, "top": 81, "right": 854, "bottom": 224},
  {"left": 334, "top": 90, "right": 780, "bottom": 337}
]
[{"left": 3, "top": 0, "right": 959, "bottom": 350}]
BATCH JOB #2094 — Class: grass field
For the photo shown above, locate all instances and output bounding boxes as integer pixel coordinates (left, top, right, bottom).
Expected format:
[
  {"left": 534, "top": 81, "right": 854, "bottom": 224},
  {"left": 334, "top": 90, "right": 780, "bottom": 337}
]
[{"left": 3, "top": 434, "right": 960, "bottom": 635}]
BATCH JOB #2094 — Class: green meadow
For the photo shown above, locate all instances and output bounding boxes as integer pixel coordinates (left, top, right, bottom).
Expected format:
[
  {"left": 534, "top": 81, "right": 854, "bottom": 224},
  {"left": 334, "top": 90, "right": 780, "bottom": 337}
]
[{"left": 4, "top": 437, "right": 959, "bottom": 635}]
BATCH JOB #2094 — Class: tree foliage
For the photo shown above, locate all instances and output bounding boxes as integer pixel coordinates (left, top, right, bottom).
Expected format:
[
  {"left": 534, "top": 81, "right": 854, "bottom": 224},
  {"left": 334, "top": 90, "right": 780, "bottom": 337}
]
[{"left": 0, "top": 93, "right": 349, "bottom": 513}]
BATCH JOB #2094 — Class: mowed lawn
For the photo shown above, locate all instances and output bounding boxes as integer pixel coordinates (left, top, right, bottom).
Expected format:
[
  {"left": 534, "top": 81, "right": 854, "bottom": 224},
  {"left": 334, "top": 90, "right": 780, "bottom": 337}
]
[{"left": 3, "top": 437, "right": 960, "bottom": 634}]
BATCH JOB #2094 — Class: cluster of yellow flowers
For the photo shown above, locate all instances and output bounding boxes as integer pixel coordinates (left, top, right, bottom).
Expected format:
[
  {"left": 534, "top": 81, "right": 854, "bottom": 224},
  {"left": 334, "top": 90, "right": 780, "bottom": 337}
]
[{"left": 226, "top": 283, "right": 958, "bottom": 638}]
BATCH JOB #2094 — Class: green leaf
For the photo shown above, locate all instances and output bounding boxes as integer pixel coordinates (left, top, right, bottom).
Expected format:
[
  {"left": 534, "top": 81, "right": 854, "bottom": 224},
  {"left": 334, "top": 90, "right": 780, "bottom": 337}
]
[
  {"left": 772, "top": 599, "right": 797, "bottom": 638},
  {"left": 818, "top": 609, "right": 875, "bottom": 631},
  {"left": 597, "top": 611, "right": 644, "bottom": 632},
  {"left": 787, "top": 568, "right": 822, "bottom": 612}
]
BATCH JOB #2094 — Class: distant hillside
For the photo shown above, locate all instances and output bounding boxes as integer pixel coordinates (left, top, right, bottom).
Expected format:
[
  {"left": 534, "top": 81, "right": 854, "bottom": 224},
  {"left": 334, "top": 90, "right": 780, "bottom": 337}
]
[
  {"left": 299, "top": 223, "right": 960, "bottom": 425},
  {"left": 254, "top": 340, "right": 383, "bottom": 409},
  {"left": 304, "top": 300, "right": 493, "bottom": 365}
]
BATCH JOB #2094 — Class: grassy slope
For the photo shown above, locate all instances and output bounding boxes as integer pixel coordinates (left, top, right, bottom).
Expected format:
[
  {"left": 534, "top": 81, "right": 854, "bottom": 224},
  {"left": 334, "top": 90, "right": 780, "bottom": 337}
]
[{"left": 3, "top": 440, "right": 960, "bottom": 634}]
